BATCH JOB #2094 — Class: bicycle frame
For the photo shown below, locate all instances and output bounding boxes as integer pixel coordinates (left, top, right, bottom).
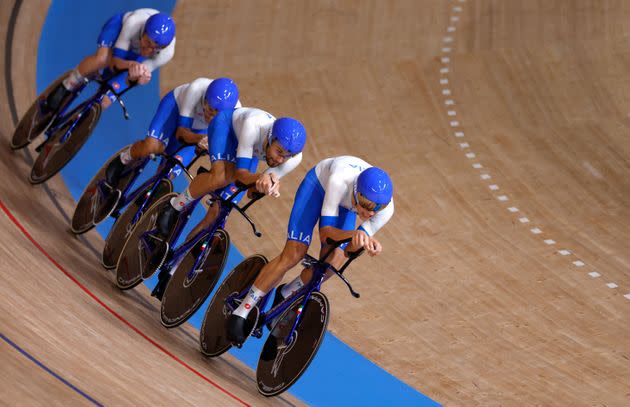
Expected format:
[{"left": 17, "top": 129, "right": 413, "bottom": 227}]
[
  {"left": 38, "top": 71, "right": 135, "bottom": 148},
  {"left": 163, "top": 184, "right": 263, "bottom": 281},
  {"left": 229, "top": 239, "right": 362, "bottom": 346}
]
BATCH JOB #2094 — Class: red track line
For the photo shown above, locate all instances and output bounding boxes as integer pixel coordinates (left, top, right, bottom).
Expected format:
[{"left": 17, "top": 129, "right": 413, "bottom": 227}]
[{"left": 0, "top": 199, "right": 251, "bottom": 407}]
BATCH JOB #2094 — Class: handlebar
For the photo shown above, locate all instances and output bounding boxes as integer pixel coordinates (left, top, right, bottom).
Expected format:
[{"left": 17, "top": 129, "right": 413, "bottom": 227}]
[
  {"left": 93, "top": 69, "right": 137, "bottom": 120},
  {"left": 301, "top": 237, "right": 364, "bottom": 298}
]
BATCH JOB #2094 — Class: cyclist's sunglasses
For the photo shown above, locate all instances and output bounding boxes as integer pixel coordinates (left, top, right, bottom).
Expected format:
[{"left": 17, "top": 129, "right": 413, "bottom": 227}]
[{"left": 355, "top": 191, "right": 386, "bottom": 212}]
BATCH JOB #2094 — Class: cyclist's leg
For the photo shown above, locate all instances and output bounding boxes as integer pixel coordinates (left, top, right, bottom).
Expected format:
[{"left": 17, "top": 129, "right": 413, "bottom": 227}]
[
  {"left": 159, "top": 125, "right": 238, "bottom": 236},
  {"left": 187, "top": 156, "right": 260, "bottom": 239},
  {"left": 227, "top": 168, "right": 323, "bottom": 342},
  {"left": 105, "top": 92, "right": 177, "bottom": 187}
]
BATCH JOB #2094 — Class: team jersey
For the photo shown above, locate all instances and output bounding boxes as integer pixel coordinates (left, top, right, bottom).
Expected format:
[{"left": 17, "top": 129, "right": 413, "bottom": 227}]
[
  {"left": 232, "top": 108, "right": 302, "bottom": 179},
  {"left": 112, "top": 8, "right": 175, "bottom": 72},
  {"left": 315, "top": 156, "right": 394, "bottom": 236}
]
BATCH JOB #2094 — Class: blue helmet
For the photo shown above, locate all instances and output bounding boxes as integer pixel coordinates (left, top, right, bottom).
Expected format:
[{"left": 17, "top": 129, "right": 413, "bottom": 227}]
[
  {"left": 144, "top": 13, "right": 176, "bottom": 48},
  {"left": 355, "top": 167, "right": 393, "bottom": 211},
  {"left": 205, "top": 78, "right": 239, "bottom": 111},
  {"left": 269, "top": 117, "right": 307, "bottom": 155}
]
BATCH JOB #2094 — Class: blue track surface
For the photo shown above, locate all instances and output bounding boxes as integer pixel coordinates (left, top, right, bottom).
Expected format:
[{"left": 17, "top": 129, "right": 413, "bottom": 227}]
[{"left": 36, "top": 2, "right": 439, "bottom": 405}]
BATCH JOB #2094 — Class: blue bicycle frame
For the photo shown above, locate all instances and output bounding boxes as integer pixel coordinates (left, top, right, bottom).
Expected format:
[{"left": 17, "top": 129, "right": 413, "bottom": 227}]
[
  {"left": 227, "top": 238, "right": 363, "bottom": 346},
  {"left": 107, "top": 146, "right": 202, "bottom": 227},
  {"left": 37, "top": 71, "right": 135, "bottom": 149},
  {"left": 145, "top": 182, "right": 264, "bottom": 280}
]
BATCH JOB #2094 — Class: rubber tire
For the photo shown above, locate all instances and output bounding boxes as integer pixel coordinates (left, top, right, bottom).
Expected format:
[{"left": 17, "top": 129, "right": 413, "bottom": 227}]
[
  {"left": 199, "top": 254, "right": 268, "bottom": 357},
  {"left": 160, "top": 229, "right": 230, "bottom": 328}
]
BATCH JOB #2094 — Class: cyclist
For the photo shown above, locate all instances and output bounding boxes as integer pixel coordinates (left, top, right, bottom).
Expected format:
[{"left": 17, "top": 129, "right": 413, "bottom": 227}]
[
  {"left": 150, "top": 109, "right": 307, "bottom": 299},
  {"left": 43, "top": 8, "right": 176, "bottom": 113},
  {"left": 226, "top": 156, "right": 395, "bottom": 344},
  {"left": 102, "top": 77, "right": 241, "bottom": 204}
]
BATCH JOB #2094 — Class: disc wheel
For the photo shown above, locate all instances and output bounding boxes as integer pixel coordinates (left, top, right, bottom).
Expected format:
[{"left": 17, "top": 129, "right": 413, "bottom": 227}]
[
  {"left": 256, "top": 291, "right": 330, "bottom": 397},
  {"left": 70, "top": 144, "right": 141, "bottom": 235},
  {"left": 29, "top": 103, "right": 101, "bottom": 184},
  {"left": 101, "top": 178, "right": 172, "bottom": 269},
  {"left": 160, "top": 229, "right": 230, "bottom": 328},
  {"left": 199, "top": 255, "right": 268, "bottom": 357},
  {"left": 10, "top": 71, "right": 69, "bottom": 150},
  {"left": 115, "top": 193, "right": 180, "bottom": 290}
]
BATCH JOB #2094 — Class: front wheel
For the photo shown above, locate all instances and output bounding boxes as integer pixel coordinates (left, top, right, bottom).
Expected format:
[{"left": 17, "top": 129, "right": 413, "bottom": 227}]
[
  {"left": 29, "top": 103, "right": 101, "bottom": 184},
  {"left": 160, "top": 229, "right": 230, "bottom": 328},
  {"left": 199, "top": 254, "right": 268, "bottom": 357},
  {"left": 256, "top": 291, "right": 330, "bottom": 397}
]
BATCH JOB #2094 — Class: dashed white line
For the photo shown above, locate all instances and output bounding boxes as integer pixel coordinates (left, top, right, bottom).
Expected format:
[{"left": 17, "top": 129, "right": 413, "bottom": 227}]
[{"left": 438, "top": 0, "right": 627, "bottom": 301}]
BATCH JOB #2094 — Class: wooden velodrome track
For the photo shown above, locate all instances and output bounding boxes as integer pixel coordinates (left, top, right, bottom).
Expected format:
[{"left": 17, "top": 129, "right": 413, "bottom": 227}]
[{"left": 2, "top": 0, "right": 629, "bottom": 406}]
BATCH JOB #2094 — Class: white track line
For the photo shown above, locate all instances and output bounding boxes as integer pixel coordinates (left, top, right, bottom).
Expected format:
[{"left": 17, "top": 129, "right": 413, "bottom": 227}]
[{"left": 437, "top": 2, "right": 629, "bottom": 301}]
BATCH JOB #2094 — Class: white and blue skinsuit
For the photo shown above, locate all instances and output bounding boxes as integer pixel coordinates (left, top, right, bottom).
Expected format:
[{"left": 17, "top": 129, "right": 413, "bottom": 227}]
[
  {"left": 287, "top": 156, "right": 395, "bottom": 246},
  {"left": 209, "top": 107, "right": 303, "bottom": 201},
  {"left": 97, "top": 8, "right": 176, "bottom": 95},
  {"left": 146, "top": 78, "right": 242, "bottom": 176}
]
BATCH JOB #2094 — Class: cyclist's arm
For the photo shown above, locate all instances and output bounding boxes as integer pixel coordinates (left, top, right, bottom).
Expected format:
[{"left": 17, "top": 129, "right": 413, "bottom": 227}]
[
  {"left": 319, "top": 226, "right": 357, "bottom": 244},
  {"left": 110, "top": 57, "right": 135, "bottom": 71},
  {"left": 265, "top": 152, "right": 302, "bottom": 179},
  {"left": 142, "top": 39, "right": 176, "bottom": 72},
  {"left": 234, "top": 119, "right": 263, "bottom": 185},
  {"left": 176, "top": 127, "right": 205, "bottom": 144},
  {"left": 358, "top": 199, "right": 395, "bottom": 236},
  {"left": 317, "top": 177, "right": 349, "bottom": 244}
]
